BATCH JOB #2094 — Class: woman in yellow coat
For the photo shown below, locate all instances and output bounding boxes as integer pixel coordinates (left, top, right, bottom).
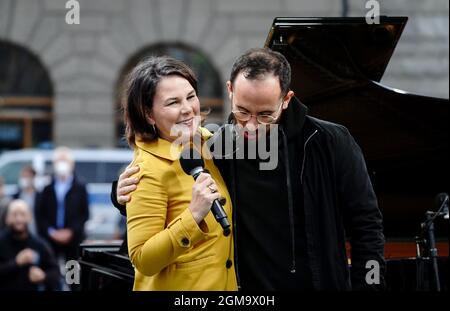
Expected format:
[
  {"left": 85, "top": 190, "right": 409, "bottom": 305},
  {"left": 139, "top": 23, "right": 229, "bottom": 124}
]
[{"left": 122, "top": 56, "right": 237, "bottom": 291}]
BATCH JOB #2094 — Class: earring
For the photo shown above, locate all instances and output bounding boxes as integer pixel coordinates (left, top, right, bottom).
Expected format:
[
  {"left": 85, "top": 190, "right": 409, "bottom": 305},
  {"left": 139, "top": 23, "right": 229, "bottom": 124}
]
[{"left": 151, "top": 124, "right": 156, "bottom": 133}]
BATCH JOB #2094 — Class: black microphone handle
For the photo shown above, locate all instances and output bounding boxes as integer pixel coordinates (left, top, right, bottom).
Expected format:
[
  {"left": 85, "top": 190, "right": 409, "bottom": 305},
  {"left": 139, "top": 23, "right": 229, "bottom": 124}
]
[
  {"left": 191, "top": 168, "right": 231, "bottom": 236},
  {"left": 211, "top": 199, "right": 231, "bottom": 236}
]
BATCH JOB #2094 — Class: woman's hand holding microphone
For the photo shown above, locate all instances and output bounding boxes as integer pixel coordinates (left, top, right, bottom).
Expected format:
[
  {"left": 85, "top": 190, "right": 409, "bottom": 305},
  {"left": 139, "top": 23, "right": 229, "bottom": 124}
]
[{"left": 189, "top": 172, "right": 221, "bottom": 224}]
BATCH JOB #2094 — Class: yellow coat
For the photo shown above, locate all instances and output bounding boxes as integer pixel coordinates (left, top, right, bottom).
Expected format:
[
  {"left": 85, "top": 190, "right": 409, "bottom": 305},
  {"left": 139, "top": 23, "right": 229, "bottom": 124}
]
[{"left": 127, "top": 128, "right": 237, "bottom": 291}]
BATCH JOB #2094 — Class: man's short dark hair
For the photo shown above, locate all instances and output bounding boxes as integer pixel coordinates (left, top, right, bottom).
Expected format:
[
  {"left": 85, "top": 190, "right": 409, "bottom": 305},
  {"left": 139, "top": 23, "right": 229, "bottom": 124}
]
[
  {"left": 122, "top": 56, "right": 198, "bottom": 147},
  {"left": 229, "top": 48, "right": 291, "bottom": 96}
]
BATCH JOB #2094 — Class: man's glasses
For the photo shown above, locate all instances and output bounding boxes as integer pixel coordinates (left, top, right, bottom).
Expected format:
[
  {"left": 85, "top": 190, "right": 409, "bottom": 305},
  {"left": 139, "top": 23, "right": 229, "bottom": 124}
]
[{"left": 231, "top": 99, "right": 284, "bottom": 125}]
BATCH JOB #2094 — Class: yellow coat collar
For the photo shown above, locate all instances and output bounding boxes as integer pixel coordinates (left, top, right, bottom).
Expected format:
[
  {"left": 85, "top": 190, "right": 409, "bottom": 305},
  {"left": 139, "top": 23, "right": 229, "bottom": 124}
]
[{"left": 135, "top": 127, "right": 213, "bottom": 161}]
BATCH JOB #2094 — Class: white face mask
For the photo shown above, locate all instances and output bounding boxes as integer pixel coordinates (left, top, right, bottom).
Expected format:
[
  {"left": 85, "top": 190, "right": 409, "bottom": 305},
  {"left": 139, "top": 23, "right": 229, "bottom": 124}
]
[
  {"left": 54, "top": 161, "right": 72, "bottom": 177},
  {"left": 19, "top": 177, "right": 33, "bottom": 189}
]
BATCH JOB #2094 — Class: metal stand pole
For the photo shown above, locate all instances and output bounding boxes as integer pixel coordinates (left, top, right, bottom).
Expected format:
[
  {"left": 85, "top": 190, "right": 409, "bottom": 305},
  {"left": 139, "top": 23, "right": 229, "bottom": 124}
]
[{"left": 424, "top": 211, "right": 441, "bottom": 291}]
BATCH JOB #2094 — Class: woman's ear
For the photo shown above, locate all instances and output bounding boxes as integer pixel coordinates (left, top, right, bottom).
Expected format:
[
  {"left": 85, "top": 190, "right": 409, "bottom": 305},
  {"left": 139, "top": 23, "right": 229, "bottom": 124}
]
[{"left": 145, "top": 109, "right": 155, "bottom": 125}]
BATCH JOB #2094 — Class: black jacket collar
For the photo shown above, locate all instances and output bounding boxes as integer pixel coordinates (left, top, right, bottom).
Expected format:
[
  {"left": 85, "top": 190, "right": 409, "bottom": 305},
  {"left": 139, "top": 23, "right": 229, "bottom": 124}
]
[{"left": 279, "top": 96, "right": 308, "bottom": 140}]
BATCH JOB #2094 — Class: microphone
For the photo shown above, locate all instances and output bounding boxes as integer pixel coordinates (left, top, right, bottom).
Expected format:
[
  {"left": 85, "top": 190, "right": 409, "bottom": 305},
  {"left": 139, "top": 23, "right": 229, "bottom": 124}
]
[
  {"left": 435, "top": 193, "right": 449, "bottom": 220},
  {"left": 179, "top": 148, "right": 231, "bottom": 236}
]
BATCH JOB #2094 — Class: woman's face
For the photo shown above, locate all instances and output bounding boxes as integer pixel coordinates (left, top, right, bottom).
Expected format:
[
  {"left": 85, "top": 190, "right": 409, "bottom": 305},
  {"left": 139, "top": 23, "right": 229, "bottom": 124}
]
[{"left": 148, "top": 75, "right": 201, "bottom": 142}]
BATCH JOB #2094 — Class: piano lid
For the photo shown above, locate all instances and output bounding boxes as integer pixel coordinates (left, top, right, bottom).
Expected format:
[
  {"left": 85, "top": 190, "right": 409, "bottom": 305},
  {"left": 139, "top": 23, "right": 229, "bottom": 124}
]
[{"left": 264, "top": 17, "right": 408, "bottom": 101}]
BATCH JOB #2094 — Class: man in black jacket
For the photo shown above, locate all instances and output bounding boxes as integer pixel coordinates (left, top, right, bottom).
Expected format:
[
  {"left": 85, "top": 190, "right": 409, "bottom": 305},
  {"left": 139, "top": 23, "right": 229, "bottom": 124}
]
[
  {"left": 112, "top": 48, "right": 385, "bottom": 290},
  {"left": 0, "top": 199, "right": 59, "bottom": 290},
  {"left": 36, "top": 147, "right": 89, "bottom": 262}
]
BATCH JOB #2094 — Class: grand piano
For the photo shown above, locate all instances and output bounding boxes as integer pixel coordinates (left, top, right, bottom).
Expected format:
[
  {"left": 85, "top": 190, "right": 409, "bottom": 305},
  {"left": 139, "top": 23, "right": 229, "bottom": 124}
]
[
  {"left": 79, "top": 17, "right": 449, "bottom": 291},
  {"left": 78, "top": 241, "right": 133, "bottom": 290},
  {"left": 265, "top": 17, "right": 449, "bottom": 240}
]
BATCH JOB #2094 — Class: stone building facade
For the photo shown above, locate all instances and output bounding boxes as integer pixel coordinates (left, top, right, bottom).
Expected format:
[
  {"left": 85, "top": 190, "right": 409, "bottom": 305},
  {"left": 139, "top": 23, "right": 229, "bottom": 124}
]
[{"left": 0, "top": 0, "right": 448, "bottom": 148}]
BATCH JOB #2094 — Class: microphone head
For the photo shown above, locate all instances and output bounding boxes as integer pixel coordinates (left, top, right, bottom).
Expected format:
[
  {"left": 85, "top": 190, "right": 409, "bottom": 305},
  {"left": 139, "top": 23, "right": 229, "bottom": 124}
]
[
  {"left": 179, "top": 148, "right": 204, "bottom": 176},
  {"left": 204, "top": 123, "right": 220, "bottom": 134}
]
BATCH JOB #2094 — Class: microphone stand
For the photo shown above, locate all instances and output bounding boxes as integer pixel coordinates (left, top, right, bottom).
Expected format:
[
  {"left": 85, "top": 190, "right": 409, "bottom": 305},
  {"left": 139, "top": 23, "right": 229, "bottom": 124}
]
[
  {"left": 417, "top": 197, "right": 448, "bottom": 291},
  {"left": 422, "top": 211, "right": 440, "bottom": 291}
]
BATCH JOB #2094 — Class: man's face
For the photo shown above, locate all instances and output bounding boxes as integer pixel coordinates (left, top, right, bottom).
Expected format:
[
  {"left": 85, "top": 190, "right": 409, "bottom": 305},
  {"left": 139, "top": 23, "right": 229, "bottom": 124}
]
[
  {"left": 6, "top": 201, "right": 31, "bottom": 234},
  {"left": 53, "top": 152, "right": 74, "bottom": 178},
  {"left": 227, "top": 73, "right": 294, "bottom": 140},
  {"left": 19, "top": 169, "right": 35, "bottom": 190}
]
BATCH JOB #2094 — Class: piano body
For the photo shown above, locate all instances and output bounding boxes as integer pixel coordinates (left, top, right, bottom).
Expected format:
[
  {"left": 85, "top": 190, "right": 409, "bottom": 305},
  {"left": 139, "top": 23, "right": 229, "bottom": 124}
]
[
  {"left": 79, "top": 17, "right": 448, "bottom": 291},
  {"left": 265, "top": 16, "right": 449, "bottom": 239},
  {"left": 78, "top": 241, "right": 133, "bottom": 290},
  {"left": 265, "top": 17, "right": 449, "bottom": 290}
]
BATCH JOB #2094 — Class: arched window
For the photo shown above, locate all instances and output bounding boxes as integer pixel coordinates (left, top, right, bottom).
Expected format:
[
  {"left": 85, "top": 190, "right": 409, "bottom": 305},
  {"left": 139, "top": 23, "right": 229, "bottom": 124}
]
[
  {"left": 0, "top": 41, "right": 53, "bottom": 152},
  {"left": 115, "top": 43, "right": 223, "bottom": 147}
]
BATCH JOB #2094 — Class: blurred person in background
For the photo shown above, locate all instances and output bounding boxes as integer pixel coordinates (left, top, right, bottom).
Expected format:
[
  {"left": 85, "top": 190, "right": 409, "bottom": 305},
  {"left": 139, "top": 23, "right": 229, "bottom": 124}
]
[
  {"left": 0, "top": 199, "right": 59, "bottom": 291},
  {"left": 12, "top": 165, "right": 40, "bottom": 236},
  {"left": 35, "top": 147, "right": 89, "bottom": 264},
  {"left": 0, "top": 177, "right": 12, "bottom": 231}
]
